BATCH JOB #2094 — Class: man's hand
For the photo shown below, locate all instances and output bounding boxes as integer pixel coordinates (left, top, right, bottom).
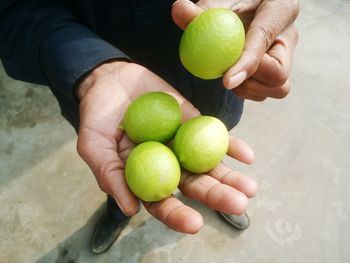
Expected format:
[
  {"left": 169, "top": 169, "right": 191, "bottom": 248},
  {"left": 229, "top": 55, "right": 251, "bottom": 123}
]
[
  {"left": 172, "top": 0, "right": 299, "bottom": 101},
  {"left": 76, "top": 61, "right": 257, "bottom": 233}
]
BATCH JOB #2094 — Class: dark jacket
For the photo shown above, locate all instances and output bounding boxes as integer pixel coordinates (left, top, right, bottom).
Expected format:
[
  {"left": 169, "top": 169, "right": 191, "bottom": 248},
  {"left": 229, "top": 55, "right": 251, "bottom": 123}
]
[{"left": 0, "top": 0, "right": 243, "bottom": 129}]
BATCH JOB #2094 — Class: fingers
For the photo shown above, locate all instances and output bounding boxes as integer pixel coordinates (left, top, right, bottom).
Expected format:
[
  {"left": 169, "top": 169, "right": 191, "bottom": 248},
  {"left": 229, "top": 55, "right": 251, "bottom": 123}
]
[
  {"left": 144, "top": 130, "right": 257, "bottom": 229},
  {"left": 223, "top": 0, "right": 300, "bottom": 89},
  {"left": 172, "top": 0, "right": 300, "bottom": 94},
  {"left": 179, "top": 173, "right": 248, "bottom": 215},
  {"left": 172, "top": 0, "right": 202, "bottom": 30},
  {"left": 227, "top": 135, "right": 255, "bottom": 164},
  {"left": 233, "top": 25, "right": 298, "bottom": 100},
  {"left": 171, "top": 0, "right": 261, "bottom": 30},
  {"left": 234, "top": 78, "right": 291, "bottom": 100},
  {"left": 253, "top": 25, "right": 299, "bottom": 87},
  {"left": 208, "top": 163, "right": 258, "bottom": 198},
  {"left": 177, "top": 135, "right": 257, "bottom": 215},
  {"left": 145, "top": 161, "right": 257, "bottom": 233},
  {"left": 230, "top": 0, "right": 263, "bottom": 13},
  {"left": 143, "top": 196, "right": 203, "bottom": 233},
  {"left": 77, "top": 128, "right": 140, "bottom": 216}
]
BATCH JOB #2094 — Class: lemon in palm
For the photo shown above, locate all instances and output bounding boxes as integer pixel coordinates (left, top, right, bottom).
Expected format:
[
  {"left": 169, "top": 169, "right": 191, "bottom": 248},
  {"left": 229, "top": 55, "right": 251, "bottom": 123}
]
[
  {"left": 173, "top": 116, "right": 229, "bottom": 173},
  {"left": 179, "top": 8, "right": 245, "bottom": 80},
  {"left": 125, "top": 141, "right": 181, "bottom": 202},
  {"left": 123, "top": 92, "right": 182, "bottom": 143}
]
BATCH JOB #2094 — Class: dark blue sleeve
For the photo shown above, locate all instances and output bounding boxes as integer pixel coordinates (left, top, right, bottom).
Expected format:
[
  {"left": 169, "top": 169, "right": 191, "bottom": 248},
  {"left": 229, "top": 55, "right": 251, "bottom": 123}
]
[{"left": 0, "top": 0, "right": 130, "bottom": 103}]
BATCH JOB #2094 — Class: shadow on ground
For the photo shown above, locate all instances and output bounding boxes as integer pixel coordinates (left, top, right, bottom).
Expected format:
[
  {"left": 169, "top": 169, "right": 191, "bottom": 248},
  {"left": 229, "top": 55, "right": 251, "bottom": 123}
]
[
  {"left": 0, "top": 64, "right": 76, "bottom": 187},
  {"left": 36, "top": 193, "right": 243, "bottom": 263}
]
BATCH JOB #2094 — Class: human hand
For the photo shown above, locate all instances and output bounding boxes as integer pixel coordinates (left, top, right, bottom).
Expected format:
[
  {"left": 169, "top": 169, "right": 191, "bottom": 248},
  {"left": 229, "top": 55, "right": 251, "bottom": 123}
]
[
  {"left": 172, "top": 0, "right": 299, "bottom": 101},
  {"left": 76, "top": 61, "right": 257, "bottom": 233}
]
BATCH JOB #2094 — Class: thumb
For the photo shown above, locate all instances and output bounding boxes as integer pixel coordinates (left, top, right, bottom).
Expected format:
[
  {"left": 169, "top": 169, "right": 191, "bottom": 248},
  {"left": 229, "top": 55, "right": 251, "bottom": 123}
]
[
  {"left": 172, "top": 0, "right": 203, "bottom": 30},
  {"left": 223, "top": 0, "right": 300, "bottom": 89},
  {"left": 77, "top": 128, "right": 140, "bottom": 216}
]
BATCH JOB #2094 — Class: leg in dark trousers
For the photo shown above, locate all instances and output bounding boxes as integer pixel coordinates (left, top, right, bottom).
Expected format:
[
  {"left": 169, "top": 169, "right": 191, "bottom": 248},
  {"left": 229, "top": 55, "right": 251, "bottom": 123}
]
[{"left": 107, "top": 195, "right": 130, "bottom": 222}]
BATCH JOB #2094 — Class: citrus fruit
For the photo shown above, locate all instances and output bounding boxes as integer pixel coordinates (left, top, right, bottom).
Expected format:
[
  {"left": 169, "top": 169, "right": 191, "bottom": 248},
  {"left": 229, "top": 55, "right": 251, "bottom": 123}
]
[
  {"left": 179, "top": 8, "right": 245, "bottom": 80},
  {"left": 125, "top": 141, "right": 181, "bottom": 202},
  {"left": 123, "top": 92, "right": 182, "bottom": 143},
  {"left": 173, "top": 115, "right": 229, "bottom": 173}
]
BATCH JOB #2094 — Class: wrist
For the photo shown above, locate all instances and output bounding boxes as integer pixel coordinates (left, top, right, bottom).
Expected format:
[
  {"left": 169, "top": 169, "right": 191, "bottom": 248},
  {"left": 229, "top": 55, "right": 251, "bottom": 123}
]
[{"left": 76, "top": 60, "right": 129, "bottom": 101}]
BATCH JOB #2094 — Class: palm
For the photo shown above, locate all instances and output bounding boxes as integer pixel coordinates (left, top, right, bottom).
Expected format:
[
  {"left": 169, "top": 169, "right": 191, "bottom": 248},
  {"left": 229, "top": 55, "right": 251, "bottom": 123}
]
[{"left": 77, "top": 63, "right": 257, "bottom": 233}]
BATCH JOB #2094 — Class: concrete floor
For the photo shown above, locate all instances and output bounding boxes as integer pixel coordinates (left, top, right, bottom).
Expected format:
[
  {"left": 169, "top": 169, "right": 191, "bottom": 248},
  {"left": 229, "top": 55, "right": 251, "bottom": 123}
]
[{"left": 1, "top": 0, "right": 349, "bottom": 262}]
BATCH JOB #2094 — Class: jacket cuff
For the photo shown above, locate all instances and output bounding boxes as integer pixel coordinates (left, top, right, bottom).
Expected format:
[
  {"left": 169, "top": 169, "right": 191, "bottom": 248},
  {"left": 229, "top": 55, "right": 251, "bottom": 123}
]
[{"left": 39, "top": 23, "right": 130, "bottom": 104}]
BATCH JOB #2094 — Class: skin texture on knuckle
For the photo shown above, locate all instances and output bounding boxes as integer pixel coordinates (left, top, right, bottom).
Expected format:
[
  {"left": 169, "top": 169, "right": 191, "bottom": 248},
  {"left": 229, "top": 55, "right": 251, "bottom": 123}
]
[
  {"left": 280, "top": 0, "right": 300, "bottom": 25},
  {"left": 269, "top": 62, "right": 289, "bottom": 87},
  {"left": 148, "top": 198, "right": 178, "bottom": 223},
  {"left": 252, "top": 24, "right": 276, "bottom": 51},
  {"left": 255, "top": 0, "right": 299, "bottom": 43},
  {"left": 290, "top": 0, "right": 300, "bottom": 21},
  {"left": 267, "top": 26, "right": 298, "bottom": 87},
  {"left": 275, "top": 81, "right": 291, "bottom": 99},
  {"left": 261, "top": 42, "right": 293, "bottom": 87},
  {"left": 231, "top": 0, "right": 263, "bottom": 13},
  {"left": 263, "top": 0, "right": 300, "bottom": 21},
  {"left": 206, "top": 183, "right": 224, "bottom": 207}
]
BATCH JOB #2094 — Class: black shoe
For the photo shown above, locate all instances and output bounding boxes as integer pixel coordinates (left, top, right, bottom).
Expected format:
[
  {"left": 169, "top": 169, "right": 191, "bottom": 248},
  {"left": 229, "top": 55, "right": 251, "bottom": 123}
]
[
  {"left": 90, "top": 212, "right": 130, "bottom": 254},
  {"left": 217, "top": 211, "right": 250, "bottom": 230}
]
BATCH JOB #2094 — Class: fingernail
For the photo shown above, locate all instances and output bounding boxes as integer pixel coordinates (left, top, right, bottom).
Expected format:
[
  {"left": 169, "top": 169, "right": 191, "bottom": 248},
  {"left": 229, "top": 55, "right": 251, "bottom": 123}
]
[
  {"left": 172, "top": 0, "right": 192, "bottom": 7},
  {"left": 228, "top": 71, "right": 247, "bottom": 89},
  {"left": 245, "top": 147, "right": 255, "bottom": 165}
]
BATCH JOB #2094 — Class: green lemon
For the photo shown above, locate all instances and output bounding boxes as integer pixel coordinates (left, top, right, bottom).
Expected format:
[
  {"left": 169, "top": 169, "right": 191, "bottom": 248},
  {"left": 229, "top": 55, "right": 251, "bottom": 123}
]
[
  {"left": 179, "top": 8, "right": 245, "bottom": 80},
  {"left": 125, "top": 141, "right": 181, "bottom": 202},
  {"left": 123, "top": 92, "right": 182, "bottom": 143},
  {"left": 173, "top": 116, "right": 229, "bottom": 173}
]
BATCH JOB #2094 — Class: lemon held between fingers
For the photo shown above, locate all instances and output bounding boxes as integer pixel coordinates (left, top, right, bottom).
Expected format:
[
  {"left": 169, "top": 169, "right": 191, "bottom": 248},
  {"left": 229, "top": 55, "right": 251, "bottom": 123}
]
[{"left": 179, "top": 8, "right": 245, "bottom": 80}]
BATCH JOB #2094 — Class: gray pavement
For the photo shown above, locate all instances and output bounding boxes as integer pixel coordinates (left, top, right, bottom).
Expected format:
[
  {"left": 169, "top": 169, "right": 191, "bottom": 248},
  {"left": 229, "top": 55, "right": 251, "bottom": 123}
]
[{"left": 1, "top": 0, "right": 350, "bottom": 262}]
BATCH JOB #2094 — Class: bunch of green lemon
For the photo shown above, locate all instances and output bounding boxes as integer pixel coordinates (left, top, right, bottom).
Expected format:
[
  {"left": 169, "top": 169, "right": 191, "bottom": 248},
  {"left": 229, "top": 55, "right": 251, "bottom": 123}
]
[
  {"left": 123, "top": 8, "right": 244, "bottom": 202},
  {"left": 123, "top": 91, "right": 229, "bottom": 202}
]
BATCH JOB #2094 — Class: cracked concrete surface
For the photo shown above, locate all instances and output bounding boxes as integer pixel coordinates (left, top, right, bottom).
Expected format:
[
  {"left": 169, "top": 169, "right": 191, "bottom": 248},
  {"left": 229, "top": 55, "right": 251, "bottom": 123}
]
[{"left": 1, "top": 0, "right": 350, "bottom": 262}]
